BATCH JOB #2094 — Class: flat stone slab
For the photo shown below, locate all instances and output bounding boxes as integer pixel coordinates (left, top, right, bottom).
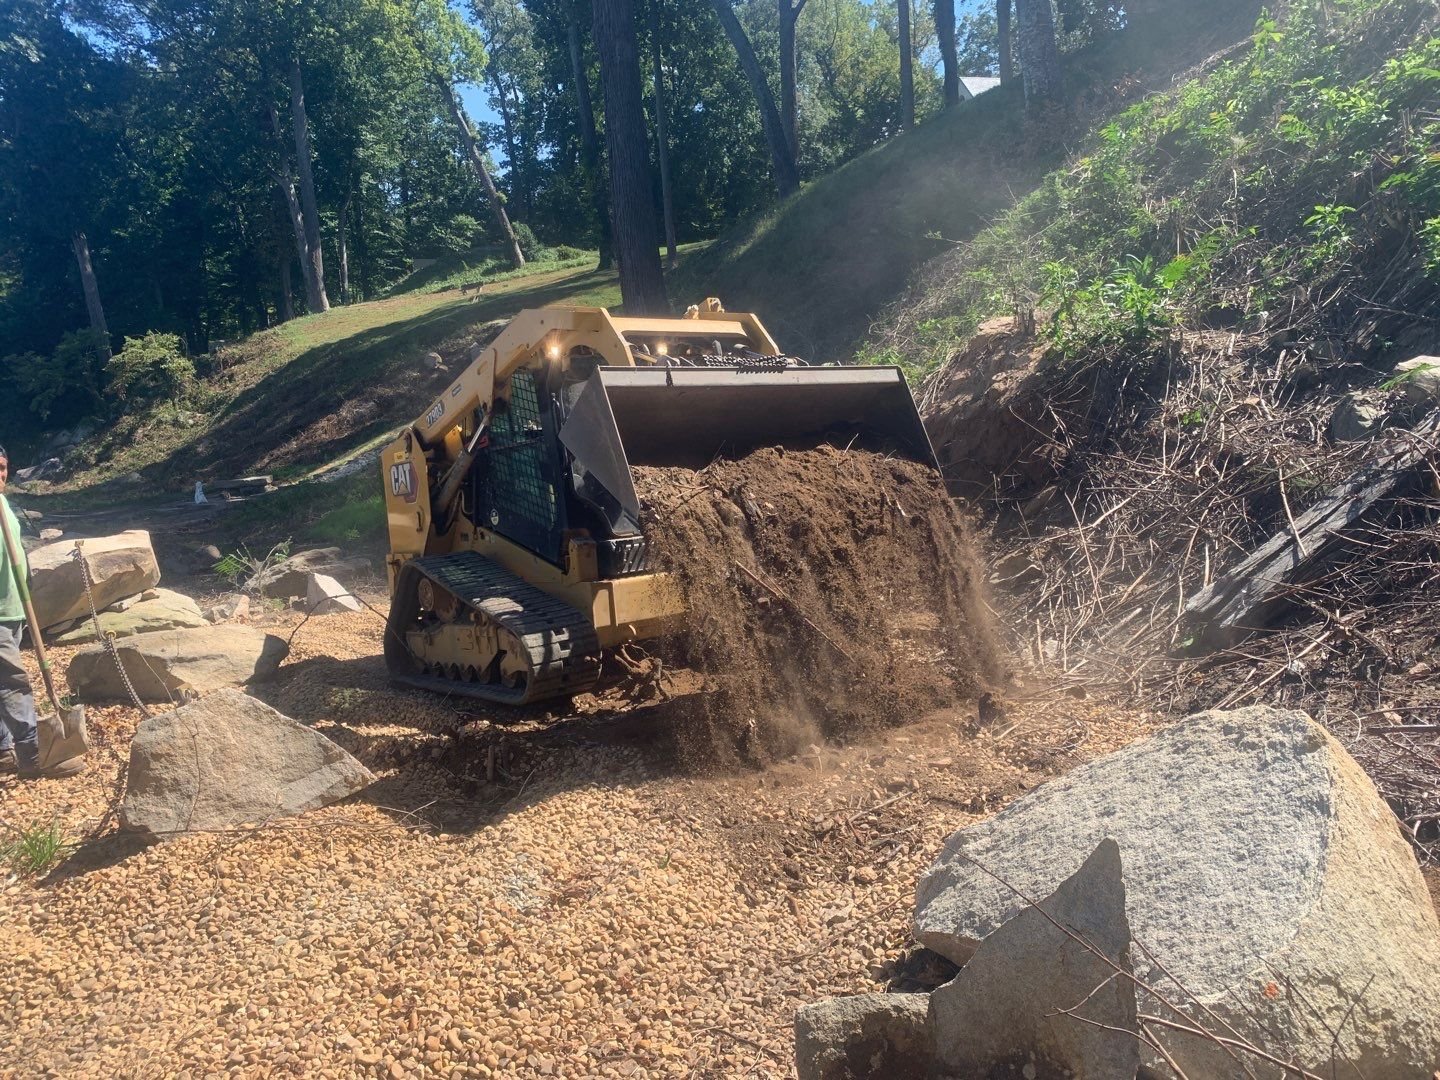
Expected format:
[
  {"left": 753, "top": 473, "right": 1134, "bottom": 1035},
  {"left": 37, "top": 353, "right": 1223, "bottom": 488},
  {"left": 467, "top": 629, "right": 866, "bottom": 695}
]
[
  {"left": 52, "top": 588, "right": 207, "bottom": 645},
  {"left": 67, "top": 624, "right": 288, "bottom": 704},
  {"left": 914, "top": 707, "right": 1440, "bottom": 1078},
  {"left": 121, "top": 689, "right": 374, "bottom": 838}
]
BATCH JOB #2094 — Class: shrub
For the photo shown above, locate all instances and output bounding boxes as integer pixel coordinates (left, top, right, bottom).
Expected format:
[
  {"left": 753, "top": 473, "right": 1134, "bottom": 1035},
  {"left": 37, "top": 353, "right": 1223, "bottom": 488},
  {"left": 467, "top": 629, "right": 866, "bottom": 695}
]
[{"left": 105, "top": 332, "right": 195, "bottom": 408}]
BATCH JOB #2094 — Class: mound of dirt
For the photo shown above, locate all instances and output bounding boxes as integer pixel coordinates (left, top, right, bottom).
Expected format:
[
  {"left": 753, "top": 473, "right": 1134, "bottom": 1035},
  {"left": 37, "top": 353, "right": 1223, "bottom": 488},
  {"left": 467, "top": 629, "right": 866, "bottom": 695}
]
[{"left": 633, "top": 444, "right": 1002, "bottom": 766}]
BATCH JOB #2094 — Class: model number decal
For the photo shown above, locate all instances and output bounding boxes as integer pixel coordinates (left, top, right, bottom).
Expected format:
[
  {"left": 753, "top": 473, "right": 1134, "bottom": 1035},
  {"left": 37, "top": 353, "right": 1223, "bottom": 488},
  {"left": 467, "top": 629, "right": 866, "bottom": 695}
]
[
  {"left": 390, "top": 462, "right": 417, "bottom": 503},
  {"left": 424, "top": 399, "right": 445, "bottom": 427}
]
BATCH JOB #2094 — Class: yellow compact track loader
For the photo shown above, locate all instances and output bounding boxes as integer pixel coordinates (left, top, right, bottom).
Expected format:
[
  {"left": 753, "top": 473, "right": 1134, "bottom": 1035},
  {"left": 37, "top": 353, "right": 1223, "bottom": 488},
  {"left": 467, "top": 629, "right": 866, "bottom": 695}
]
[{"left": 380, "top": 299, "right": 936, "bottom": 705}]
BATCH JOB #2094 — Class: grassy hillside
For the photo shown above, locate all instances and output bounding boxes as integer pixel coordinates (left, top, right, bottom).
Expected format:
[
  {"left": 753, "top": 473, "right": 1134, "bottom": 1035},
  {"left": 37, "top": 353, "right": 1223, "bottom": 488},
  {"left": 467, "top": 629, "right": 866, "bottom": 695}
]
[
  {"left": 676, "top": 0, "right": 1266, "bottom": 364},
  {"left": 873, "top": 0, "right": 1440, "bottom": 378},
  {"left": 51, "top": 259, "right": 619, "bottom": 497}
]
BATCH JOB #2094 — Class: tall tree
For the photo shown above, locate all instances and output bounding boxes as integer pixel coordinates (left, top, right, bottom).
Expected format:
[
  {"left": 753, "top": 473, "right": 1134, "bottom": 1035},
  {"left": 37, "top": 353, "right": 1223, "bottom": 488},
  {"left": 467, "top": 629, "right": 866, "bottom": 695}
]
[
  {"left": 410, "top": 0, "right": 525, "bottom": 268},
  {"left": 897, "top": 0, "right": 914, "bottom": 129},
  {"left": 567, "top": 13, "right": 615, "bottom": 270},
  {"left": 288, "top": 60, "right": 329, "bottom": 312},
  {"left": 649, "top": 1, "right": 678, "bottom": 269},
  {"left": 709, "top": 0, "right": 800, "bottom": 199},
  {"left": 438, "top": 77, "right": 526, "bottom": 268},
  {"left": 934, "top": 0, "right": 960, "bottom": 106},
  {"left": 591, "top": 0, "right": 666, "bottom": 313},
  {"left": 70, "top": 231, "right": 112, "bottom": 362},
  {"left": 778, "top": 0, "right": 809, "bottom": 160},
  {"left": 997, "top": 0, "right": 1013, "bottom": 85},
  {"left": 1015, "top": 0, "right": 1060, "bottom": 105}
]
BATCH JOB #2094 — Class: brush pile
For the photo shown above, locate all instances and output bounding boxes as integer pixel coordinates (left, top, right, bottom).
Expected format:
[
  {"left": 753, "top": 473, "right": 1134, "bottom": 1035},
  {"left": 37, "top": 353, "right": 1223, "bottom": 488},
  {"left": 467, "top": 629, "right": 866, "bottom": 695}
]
[
  {"left": 632, "top": 443, "right": 1001, "bottom": 766},
  {"left": 948, "top": 321, "right": 1440, "bottom": 860}
]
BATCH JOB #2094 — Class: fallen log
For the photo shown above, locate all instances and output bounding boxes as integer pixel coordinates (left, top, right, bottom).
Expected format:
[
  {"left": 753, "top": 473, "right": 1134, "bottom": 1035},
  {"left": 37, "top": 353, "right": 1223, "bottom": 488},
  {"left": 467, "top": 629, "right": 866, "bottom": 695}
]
[{"left": 1180, "top": 410, "right": 1439, "bottom": 654}]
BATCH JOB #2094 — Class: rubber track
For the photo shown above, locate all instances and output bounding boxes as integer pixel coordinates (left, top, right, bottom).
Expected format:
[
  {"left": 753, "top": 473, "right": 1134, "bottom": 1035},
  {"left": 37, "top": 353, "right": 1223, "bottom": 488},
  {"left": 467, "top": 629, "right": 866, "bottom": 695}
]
[{"left": 386, "top": 552, "right": 601, "bottom": 705}]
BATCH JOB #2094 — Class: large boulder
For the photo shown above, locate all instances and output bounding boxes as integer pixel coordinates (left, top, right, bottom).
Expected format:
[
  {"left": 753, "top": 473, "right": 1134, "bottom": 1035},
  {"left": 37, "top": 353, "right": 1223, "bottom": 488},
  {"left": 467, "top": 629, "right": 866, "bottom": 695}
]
[
  {"left": 929, "top": 839, "right": 1139, "bottom": 1079},
  {"left": 121, "top": 689, "right": 374, "bottom": 838},
  {"left": 251, "top": 547, "right": 370, "bottom": 599},
  {"left": 914, "top": 707, "right": 1440, "bottom": 1079},
  {"left": 51, "top": 588, "right": 207, "bottom": 646},
  {"left": 794, "top": 994, "right": 931, "bottom": 1080},
  {"left": 28, "top": 530, "right": 162, "bottom": 630},
  {"left": 66, "top": 625, "right": 288, "bottom": 704}
]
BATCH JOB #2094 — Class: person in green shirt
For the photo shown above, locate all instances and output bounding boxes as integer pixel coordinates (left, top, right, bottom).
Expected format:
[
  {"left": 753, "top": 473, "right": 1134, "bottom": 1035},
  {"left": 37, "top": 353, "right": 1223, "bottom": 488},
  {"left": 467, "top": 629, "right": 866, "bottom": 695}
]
[{"left": 0, "top": 446, "right": 41, "bottom": 776}]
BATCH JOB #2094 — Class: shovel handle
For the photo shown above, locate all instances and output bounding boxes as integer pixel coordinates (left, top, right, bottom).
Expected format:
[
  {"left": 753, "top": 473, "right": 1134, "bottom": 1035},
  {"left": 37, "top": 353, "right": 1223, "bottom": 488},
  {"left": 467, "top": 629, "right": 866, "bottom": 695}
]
[{"left": 0, "top": 501, "right": 64, "bottom": 714}]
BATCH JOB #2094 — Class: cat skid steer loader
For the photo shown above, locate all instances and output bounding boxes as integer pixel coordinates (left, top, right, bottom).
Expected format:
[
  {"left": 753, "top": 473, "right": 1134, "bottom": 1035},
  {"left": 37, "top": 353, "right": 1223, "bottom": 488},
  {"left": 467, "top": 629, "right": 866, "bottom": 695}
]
[{"left": 380, "top": 299, "right": 935, "bottom": 705}]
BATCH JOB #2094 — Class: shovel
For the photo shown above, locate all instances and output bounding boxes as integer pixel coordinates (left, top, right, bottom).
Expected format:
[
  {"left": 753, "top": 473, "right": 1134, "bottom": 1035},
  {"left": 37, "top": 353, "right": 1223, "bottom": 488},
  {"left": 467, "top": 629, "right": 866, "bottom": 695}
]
[{"left": 0, "top": 504, "right": 87, "bottom": 775}]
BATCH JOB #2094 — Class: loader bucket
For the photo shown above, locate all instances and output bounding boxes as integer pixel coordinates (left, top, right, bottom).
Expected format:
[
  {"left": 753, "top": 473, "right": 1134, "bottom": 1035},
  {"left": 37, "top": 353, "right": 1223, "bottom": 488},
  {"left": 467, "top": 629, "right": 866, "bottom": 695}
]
[{"left": 559, "top": 365, "right": 937, "bottom": 531}]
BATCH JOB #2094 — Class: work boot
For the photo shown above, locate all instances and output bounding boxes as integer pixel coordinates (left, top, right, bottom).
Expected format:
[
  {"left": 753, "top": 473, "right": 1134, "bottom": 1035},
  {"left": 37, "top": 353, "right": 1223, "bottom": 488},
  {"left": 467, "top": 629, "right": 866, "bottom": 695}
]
[
  {"left": 18, "top": 756, "right": 85, "bottom": 780},
  {"left": 35, "top": 705, "right": 89, "bottom": 776},
  {"left": 0, "top": 748, "right": 15, "bottom": 774}
]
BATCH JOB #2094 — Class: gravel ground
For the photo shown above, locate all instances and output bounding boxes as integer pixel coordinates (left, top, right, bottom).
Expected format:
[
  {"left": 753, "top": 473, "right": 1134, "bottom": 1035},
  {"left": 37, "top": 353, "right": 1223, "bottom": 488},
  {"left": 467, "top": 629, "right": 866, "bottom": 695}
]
[{"left": 0, "top": 596, "right": 1160, "bottom": 1078}]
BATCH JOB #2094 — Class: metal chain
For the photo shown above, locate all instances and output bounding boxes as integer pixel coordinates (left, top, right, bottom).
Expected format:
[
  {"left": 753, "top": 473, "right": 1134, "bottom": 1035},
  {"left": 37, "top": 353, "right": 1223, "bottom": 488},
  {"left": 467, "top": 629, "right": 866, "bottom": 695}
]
[{"left": 72, "top": 544, "right": 153, "bottom": 725}]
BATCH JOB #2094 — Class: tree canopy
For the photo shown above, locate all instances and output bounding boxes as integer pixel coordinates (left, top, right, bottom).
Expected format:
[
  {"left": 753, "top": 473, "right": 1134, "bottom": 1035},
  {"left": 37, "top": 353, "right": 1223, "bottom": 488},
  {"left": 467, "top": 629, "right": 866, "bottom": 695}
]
[{"left": 0, "top": 0, "right": 1120, "bottom": 444}]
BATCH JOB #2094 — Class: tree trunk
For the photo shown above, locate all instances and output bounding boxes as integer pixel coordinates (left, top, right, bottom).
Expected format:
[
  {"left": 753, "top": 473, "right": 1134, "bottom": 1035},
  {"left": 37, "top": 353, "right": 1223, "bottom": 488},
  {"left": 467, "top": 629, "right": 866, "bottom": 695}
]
[
  {"left": 897, "top": 0, "right": 914, "bottom": 129},
  {"left": 778, "top": 0, "right": 808, "bottom": 161},
  {"left": 275, "top": 167, "right": 311, "bottom": 307},
  {"left": 289, "top": 59, "right": 329, "bottom": 313},
  {"left": 1015, "top": 0, "right": 1061, "bottom": 106},
  {"left": 69, "top": 229, "right": 112, "bottom": 363},
  {"left": 338, "top": 186, "right": 352, "bottom": 305},
  {"left": 710, "top": 0, "right": 800, "bottom": 198},
  {"left": 650, "top": 3, "right": 678, "bottom": 269},
  {"left": 935, "top": 0, "right": 960, "bottom": 107},
  {"left": 438, "top": 76, "right": 525, "bottom": 269},
  {"left": 591, "top": 0, "right": 667, "bottom": 314},
  {"left": 997, "top": 0, "right": 1013, "bottom": 85},
  {"left": 490, "top": 71, "right": 530, "bottom": 221},
  {"left": 569, "top": 18, "right": 615, "bottom": 271},
  {"left": 279, "top": 257, "right": 295, "bottom": 323}
]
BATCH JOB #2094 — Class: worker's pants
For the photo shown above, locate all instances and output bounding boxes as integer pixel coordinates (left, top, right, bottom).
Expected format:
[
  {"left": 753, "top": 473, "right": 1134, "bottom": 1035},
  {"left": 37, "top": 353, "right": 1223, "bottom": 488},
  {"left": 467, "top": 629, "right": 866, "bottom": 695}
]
[{"left": 0, "top": 621, "right": 38, "bottom": 770}]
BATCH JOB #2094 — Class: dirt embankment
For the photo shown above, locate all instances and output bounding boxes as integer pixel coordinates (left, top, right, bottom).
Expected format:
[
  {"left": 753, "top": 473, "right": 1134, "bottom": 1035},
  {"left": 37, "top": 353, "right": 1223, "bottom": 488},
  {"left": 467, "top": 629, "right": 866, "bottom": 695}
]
[{"left": 634, "top": 444, "right": 1004, "bottom": 766}]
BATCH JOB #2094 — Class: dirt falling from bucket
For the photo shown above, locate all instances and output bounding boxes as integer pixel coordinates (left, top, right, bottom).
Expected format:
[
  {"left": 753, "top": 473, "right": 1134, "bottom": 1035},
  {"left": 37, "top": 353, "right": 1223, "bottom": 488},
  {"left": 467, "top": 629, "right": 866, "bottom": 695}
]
[{"left": 633, "top": 443, "right": 1003, "bottom": 769}]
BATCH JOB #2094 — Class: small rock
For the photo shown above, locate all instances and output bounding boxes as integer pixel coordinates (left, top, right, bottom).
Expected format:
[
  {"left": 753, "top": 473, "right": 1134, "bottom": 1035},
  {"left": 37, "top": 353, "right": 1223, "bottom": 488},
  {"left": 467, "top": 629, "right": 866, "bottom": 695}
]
[
  {"left": 253, "top": 547, "right": 369, "bottom": 599},
  {"left": 38, "top": 527, "right": 62, "bottom": 541},
  {"left": 203, "top": 594, "right": 250, "bottom": 624},
  {"left": 197, "top": 544, "right": 223, "bottom": 563},
  {"left": 305, "top": 572, "right": 362, "bottom": 615},
  {"left": 1329, "top": 392, "right": 1385, "bottom": 442},
  {"left": 1390, "top": 355, "right": 1440, "bottom": 409},
  {"left": 794, "top": 993, "right": 931, "bottom": 1080}
]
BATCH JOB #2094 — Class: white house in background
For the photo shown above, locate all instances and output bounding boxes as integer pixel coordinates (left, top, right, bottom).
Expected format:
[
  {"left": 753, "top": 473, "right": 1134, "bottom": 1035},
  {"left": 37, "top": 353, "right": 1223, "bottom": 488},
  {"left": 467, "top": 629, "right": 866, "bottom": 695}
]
[{"left": 959, "top": 77, "right": 1001, "bottom": 100}]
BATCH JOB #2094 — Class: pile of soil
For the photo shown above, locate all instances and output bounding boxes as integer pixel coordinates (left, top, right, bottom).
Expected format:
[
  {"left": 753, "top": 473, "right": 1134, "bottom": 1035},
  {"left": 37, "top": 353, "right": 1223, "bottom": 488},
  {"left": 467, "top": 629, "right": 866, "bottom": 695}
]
[{"left": 633, "top": 443, "right": 1002, "bottom": 766}]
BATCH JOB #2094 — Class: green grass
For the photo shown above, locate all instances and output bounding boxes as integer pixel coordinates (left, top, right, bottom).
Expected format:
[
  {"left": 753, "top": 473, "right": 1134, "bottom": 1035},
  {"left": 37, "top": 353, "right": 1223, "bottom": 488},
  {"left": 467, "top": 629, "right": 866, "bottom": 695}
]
[
  {"left": 2, "top": 820, "right": 70, "bottom": 878},
  {"left": 385, "top": 245, "right": 596, "bottom": 297},
  {"left": 217, "top": 470, "right": 384, "bottom": 552}
]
